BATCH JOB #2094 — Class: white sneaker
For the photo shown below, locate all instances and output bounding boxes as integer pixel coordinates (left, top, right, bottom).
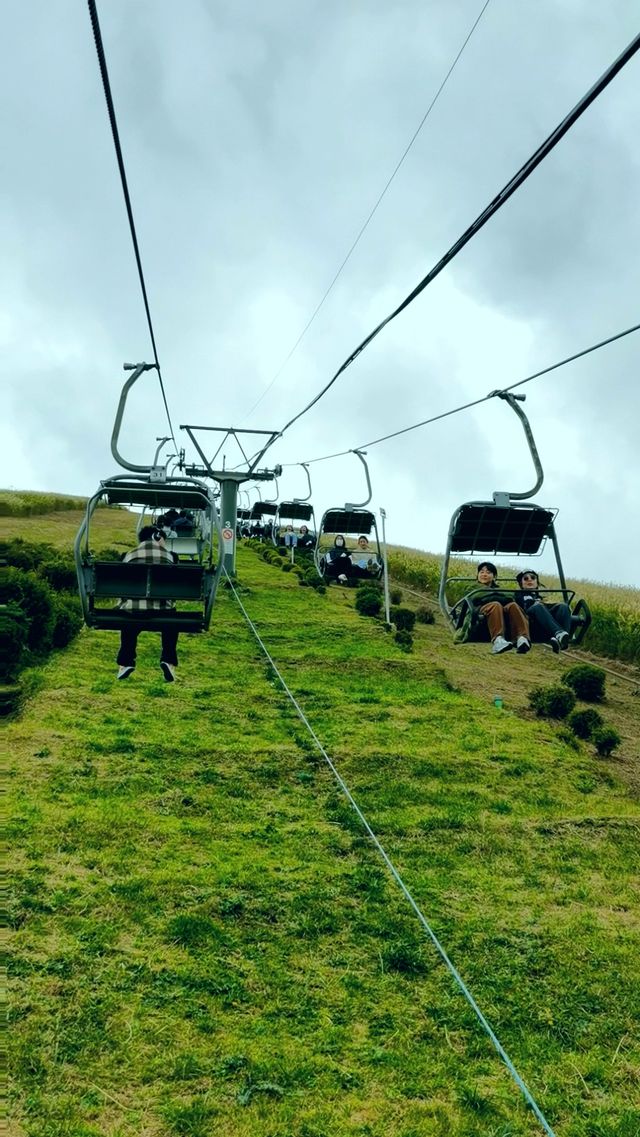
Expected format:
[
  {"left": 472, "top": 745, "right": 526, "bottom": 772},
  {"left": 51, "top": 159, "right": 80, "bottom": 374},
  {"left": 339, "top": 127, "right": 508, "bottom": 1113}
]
[
  {"left": 338, "top": 574, "right": 348, "bottom": 584},
  {"left": 556, "top": 631, "right": 570, "bottom": 650},
  {"left": 516, "top": 636, "right": 531, "bottom": 654},
  {"left": 160, "top": 662, "right": 176, "bottom": 682},
  {"left": 491, "top": 636, "right": 513, "bottom": 654},
  {"left": 117, "top": 665, "right": 135, "bottom": 680}
]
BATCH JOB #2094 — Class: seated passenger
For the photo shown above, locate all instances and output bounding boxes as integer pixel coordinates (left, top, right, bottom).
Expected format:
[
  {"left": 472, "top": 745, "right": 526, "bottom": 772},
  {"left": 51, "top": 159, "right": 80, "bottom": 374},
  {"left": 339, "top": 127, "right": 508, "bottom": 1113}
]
[
  {"left": 464, "top": 561, "right": 531, "bottom": 654},
  {"left": 116, "top": 526, "right": 180, "bottom": 682},
  {"left": 297, "top": 524, "right": 315, "bottom": 549},
  {"left": 173, "top": 510, "right": 194, "bottom": 533},
  {"left": 283, "top": 525, "right": 298, "bottom": 548},
  {"left": 156, "top": 514, "right": 178, "bottom": 538},
  {"left": 514, "top": 569, "right": 571, "bottom": 652},
  {"left": 324, "top": 535, "right": 352, "bottom": 583},
  {"left": 351, "top": 535, "right": 380, "bottom": 578}
]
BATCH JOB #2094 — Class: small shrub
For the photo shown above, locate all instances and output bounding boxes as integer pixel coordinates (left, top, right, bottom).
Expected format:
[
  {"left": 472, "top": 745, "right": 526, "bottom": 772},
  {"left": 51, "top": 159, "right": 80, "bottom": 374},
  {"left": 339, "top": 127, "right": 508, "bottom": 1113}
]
[
  {"left": 2, "top": 568, "right": 56, "bottom": 653},
  {"left": 561, "top": 664, "right": 606, "bottom": 703},
  {"left": 415, "top": 606, "right": 435, "bottom": 625},
  {"left": 0, "top": 538, "right": 55, "bottom": 571},
  {"left": 52, "top": 594, "right": 83, "bottom": 649},
  {"left": 567, "top": 707, "right": 604, "bottom": 740},
  {"left": 528, "top": 684, "right": 576, "bottom": 719},
  {"left": 355, "top": 590, "right": 382, "bottom": 618},
  {"left": 0, "top": 603, "right": 29, "bottom": 682},
  {"left": 390, "top": 606, "right": 416, "bottom": 632},
  {"left": 40, "top": 557, "right": 77, "bottom": 592},
  {"left": 281, "top": 562, "right": 293, "bottom": 573},
  {"left": 95, "top": 546, "right": 127, "bottom": 562},
  {"left": 394, "top": 629, "right": 413, "bottom": 652},
  {"left": 593, "top": 726, "right": 622, "bottom": 757},
  {"left": 390, "top": 588, "right": 403, "bottom": 605}
]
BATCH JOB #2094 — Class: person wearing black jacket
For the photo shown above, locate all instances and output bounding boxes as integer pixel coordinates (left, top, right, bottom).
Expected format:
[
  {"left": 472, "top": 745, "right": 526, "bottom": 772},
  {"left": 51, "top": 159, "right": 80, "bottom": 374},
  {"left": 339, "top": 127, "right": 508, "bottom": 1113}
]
[
  {"left": 514, "top": 570, "right": 572, "bottom": 653},
  {"left": 324, "top": 535, "right": 352, "bottom": 583}
]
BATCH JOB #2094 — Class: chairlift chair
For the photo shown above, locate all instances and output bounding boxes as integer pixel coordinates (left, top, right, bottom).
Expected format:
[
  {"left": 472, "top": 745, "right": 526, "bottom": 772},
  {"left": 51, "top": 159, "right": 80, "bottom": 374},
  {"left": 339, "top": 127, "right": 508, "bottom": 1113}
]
[
  {"left": 439, "top": 392, "right": 591, "bottom": 645},
  {"left": 273, "top": 501, "right": 316, "bottom": 546},
  {"left": 75, "top": 363, "right": 223, "bottom": 633},
  {"left": 315, "top": 451, "right": 384, "bottom": 584}
]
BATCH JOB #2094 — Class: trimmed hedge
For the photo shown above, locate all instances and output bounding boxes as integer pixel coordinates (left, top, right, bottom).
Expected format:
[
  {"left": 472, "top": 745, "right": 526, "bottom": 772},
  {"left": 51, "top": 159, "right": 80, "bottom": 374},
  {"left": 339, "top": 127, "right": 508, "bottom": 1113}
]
[
  {"left": 561, "top": 664, "right": 606, "bottom": 703},
  {"left": 528, "top": 684, "right": 576, "bottom": 719},
  {"left": 593, "top": 726, "right": 622, "bottom": 757},
  {"left": 567, "top": 708, "right": 604, "bottom": 741}
]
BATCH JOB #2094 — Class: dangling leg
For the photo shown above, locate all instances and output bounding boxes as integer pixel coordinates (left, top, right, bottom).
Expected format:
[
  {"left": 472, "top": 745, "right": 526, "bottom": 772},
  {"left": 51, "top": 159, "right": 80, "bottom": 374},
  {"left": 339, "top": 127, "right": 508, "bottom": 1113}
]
[
  {"left": 504, "top": 602, "right": 531, "bottom": 654},
  {"left": 116, "top": 625, "right": 139, "bottom": 678},
  {"left": 160, "top": 629, "right": 179, "bottom": 682},
  {"left": 480, "top": 601, "right": 513, "bottom": 653}
]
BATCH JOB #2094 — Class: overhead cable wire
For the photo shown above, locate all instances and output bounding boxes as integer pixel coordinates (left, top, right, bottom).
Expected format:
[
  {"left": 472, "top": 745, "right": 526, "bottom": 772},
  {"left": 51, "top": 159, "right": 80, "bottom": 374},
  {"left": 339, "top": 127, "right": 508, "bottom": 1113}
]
[
  {"left": 285, "top": 319, "right": 640, "bottom": 465},
  {"left": 240, "top": 0, "right": 492, "bottom": 425},
  {"left": 225, "top": 571, "right": 558, "bottom": 1137},
  {"left": 270, "top": 31, "right": 640, "bottom": 451},
  {"left": 86, "top": 0, "right": 177, "bottom": 446}
]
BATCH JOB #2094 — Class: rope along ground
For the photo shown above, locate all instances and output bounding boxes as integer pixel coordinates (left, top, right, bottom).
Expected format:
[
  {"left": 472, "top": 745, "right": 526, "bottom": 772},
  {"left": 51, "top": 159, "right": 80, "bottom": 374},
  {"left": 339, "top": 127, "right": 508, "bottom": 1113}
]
[{"left": 226, "top": 571, "right": 559, "bottom": 1137}]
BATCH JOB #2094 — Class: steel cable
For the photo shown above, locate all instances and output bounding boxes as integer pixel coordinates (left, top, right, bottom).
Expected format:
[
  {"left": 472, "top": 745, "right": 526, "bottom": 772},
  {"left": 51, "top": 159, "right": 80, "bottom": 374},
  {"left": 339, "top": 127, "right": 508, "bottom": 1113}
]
[
  {"left": 240, "top": 0, "right": 492, "bottom": 425},
  {"left": 86, "top": 0, "right": 177, "bottom": 446},
  {"left": 226, "top": 569, "right": 558, "bottom": 1136},
  {"left": 282, "top": 318, "right": 640, "bottom": 466},
  {"left": 272, "top": 32, "right": 640, "bottom": 448}
]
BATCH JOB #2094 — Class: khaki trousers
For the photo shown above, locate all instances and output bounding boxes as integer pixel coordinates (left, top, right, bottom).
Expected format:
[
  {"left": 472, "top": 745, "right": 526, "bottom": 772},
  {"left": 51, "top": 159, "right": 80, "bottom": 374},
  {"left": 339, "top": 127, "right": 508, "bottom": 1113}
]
[{"left": 480, "top": 601, "right": 529, "bottom": 642}]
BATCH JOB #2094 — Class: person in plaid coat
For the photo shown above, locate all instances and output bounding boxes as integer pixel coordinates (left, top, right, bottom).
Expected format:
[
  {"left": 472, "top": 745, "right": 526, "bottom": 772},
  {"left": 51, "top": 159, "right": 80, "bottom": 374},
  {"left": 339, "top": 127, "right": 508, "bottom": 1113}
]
[{"left": 116, "top": 526, "right": 180, "bottom": 682}]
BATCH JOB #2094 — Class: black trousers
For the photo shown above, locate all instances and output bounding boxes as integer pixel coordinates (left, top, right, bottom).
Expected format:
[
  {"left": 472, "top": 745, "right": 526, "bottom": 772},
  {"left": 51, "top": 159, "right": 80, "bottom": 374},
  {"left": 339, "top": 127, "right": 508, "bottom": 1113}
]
[
  {"left": 528, "top": 601, "right": 572, "bottom": 640},
  {"left": 117, "top": 625, "right": 179, "bottom": 667}
]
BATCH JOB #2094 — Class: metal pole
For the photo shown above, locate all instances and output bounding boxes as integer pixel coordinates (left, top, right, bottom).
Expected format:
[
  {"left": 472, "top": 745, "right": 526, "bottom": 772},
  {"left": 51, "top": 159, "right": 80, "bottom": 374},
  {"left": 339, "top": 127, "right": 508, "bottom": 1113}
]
[
  {"left": 219, "top": 479, "right": 239, "bottom": 575},
  {"left": 380, "top": 508, "right": 391, "bottom": 626}
]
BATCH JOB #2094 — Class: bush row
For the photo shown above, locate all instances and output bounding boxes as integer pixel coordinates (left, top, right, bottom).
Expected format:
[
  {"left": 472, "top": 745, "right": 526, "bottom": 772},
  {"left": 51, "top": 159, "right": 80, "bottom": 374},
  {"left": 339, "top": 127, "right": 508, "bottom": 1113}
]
[
  {"left": 354, "top": 582, "right": 435, "bottom": 653},
  {"left": 0, "top": 541, "right": 83, "bottom": 689},
  {"left": 527, "top": 665, "right": 622, "bottom": 757},
  {"left": 245, "top": 539, "right": 325, "bottom": 592}
]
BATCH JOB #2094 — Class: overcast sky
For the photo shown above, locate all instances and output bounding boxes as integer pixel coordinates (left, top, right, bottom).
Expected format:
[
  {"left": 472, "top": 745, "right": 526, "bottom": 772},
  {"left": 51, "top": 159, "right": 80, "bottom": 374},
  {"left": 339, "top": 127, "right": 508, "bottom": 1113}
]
[{"left": 2, "top": 1, "right": 639, "bottom": 586}]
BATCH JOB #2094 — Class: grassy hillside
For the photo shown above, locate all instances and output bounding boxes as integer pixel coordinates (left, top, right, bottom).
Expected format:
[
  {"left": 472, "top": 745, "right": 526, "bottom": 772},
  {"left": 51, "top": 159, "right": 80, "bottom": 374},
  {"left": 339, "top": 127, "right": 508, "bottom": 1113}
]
[{"left": 5, "top": 502, "right": 640, "bottom": 1136}]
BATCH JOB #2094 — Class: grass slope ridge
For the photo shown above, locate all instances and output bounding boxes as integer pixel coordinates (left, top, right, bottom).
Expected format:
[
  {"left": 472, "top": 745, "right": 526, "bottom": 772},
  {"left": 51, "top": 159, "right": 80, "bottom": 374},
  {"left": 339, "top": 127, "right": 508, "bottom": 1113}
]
[{"left": 5, "top": 506, "right": 640, "bottom": 1136}]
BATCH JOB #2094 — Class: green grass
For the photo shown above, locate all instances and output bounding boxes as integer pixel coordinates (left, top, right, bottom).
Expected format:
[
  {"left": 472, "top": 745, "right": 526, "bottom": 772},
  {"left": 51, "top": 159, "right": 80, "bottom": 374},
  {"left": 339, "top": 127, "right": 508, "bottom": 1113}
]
[{"left": 5, "top": 504, "right": 640, "bottom": 1136}]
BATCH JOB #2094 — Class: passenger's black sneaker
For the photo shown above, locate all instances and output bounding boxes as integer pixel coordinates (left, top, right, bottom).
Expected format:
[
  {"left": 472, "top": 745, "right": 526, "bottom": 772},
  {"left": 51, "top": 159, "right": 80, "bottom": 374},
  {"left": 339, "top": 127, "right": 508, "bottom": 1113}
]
[
  {"left": 117, "top": 666, "right": 135, "bottom": 680},
  {"left": 550, "top": 636, "right": 561, "bottom": 654},
  {"left": 556, "top": 631, "right": 570, "bottom": 651},
  {"left": 160, "top": 662, "right": 176, "bottom": 682}
]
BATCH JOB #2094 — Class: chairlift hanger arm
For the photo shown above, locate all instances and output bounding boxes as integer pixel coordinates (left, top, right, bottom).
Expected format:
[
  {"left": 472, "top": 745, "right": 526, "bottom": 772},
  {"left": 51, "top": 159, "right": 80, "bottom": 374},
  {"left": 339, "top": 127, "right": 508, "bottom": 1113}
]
[
  {"left": 294, "top": 463, "right": 312, "bottom": 503},
  {"left": 489, "top": 391, "right": 544, "bottom": 500},
  {"left": 345, "top": 450, "right": 373, "bottom": 509},
  {"left": 110, "top": 362, "right": 159, "bottom": 472}
]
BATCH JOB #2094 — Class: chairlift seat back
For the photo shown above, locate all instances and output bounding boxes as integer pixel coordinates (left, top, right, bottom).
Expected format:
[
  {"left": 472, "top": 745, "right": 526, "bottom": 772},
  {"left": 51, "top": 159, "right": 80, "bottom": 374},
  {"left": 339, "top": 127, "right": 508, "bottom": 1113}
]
[
  {"left": 102, "top": 481, "right": 210, "bottom": 511},
  {"left": 251, "top": 501, "right": 278, "bottom": 519},
  {"left": 89, "top": 561, "right": 207, "bottom": 601},
  {"left": 450, "top": 503, "right": 556, "bottom": 556},
  {"left": 165, "top": 537, "right": 202, "bottom": 558},
  {"left": 277, "top": 501, "right": 314, "bottom": 523},
  {"left": 321, "top": 509, "right": 376, "bottom": 535}
]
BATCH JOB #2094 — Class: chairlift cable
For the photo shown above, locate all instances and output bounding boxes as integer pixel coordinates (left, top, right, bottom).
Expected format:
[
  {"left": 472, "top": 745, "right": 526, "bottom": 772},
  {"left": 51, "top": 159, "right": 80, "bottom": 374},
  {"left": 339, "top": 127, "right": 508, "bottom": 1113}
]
[
  {"left": 240, "top": 0, "right": 492, "bottom": 424},
  {"left": 226, "top": 570, "right": 558, "bottom": 1137},
  {"left": 271, "top": 33, "right": 640, "bottom": 449},
  {"left": 86, "top": 0, "right": 177, "bottom": 447},
  {"left": 283, "top": 318, "right": 640, "bottom": 466}
]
